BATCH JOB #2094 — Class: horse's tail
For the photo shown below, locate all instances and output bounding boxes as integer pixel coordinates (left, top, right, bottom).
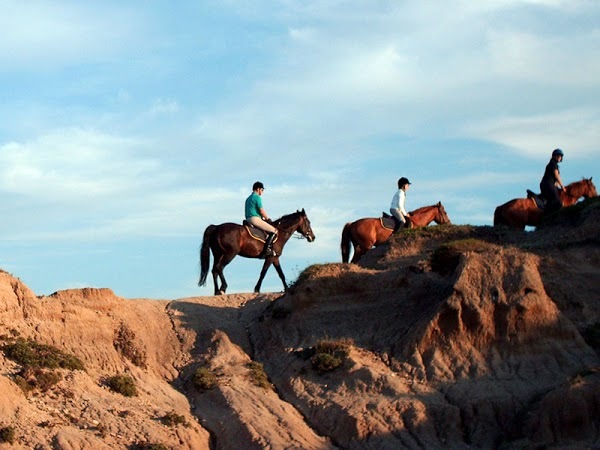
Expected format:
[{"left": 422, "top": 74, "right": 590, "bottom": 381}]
[
  {"left": 199, "top": 225, "right": 217, "bottom": 286},
  {"left": 341, "top": 222, "right": 352, "bottom": 263},
  {"left": 493, "top": 205, "right": 504, "bottom": 226}
]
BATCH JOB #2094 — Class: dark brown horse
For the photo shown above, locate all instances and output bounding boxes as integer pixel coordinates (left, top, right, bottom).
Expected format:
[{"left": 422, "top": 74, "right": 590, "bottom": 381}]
[
  {"left": 341, "top": 202, "right": 451, "bottom": 263},
  {"left": 493, "top": 178, "right": 597, "bottom": 230},
  {"left": 199, "top": 209, "right": 315, "bottom": 295}
]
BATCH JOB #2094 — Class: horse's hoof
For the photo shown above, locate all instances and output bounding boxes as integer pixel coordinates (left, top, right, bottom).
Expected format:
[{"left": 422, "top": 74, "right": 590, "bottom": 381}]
[{"left": 216, "top": 290, "right": 225, "bottom": 295}]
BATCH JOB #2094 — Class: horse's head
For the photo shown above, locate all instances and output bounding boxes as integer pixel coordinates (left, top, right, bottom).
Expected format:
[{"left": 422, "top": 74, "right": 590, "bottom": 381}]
[
  {"left": 274, "top": 209, "right": 315, "bottom": 242},
  {"left": 434, "top": 202, "right": 451, "bottom": 225},
  {"left": 566, "top": 177, "right": 598, "bottom": 199},
  {"left": 296, "top": 208, "right": 315, "bottom": 242},
  {"left": 584, "top": 177, "right": 597, "bottom": 197}
]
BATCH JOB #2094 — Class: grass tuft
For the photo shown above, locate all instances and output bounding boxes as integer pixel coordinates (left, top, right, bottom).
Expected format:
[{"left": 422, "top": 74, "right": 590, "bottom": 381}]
[
  {"left": 0, "top": 426, "right": 16, "bottom": 444},
  {"left": 106, "top": 374, "right": 138, "bottom": 397},
  {"left": 311, "top": 338, "right": 353, "bottom": 374},
  {"left": 247, "top": 361, "right": 271, "bottom": 389},
  {"left": 1, "top": 338, "right": 85, "bottom": 371},
  {"left": 193, "top": 367, "right": 218, "bottom": 391}
]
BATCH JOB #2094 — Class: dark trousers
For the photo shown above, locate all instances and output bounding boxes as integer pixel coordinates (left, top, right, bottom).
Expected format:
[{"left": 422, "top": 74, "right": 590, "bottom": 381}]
[{"left": 540, "top": 182, "right": 562, "bottom": 213}]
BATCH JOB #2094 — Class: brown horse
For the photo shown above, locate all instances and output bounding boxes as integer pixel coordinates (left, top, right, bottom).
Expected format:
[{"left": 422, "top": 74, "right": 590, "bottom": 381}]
[
  {"left": 199, "top": 209, "right": 315, "bottom": 295},
  {"left": 341, "top": 202, "right": 451, "bottom": 263},
  {"left": 493, "top": 177, "right": 597, "bottom": 230}
]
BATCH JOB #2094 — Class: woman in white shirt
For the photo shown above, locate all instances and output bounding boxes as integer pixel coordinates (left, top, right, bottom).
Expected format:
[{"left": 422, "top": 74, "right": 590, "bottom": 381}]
[{"left": 390, "top": 177, "right": 411, "bottom": 230}]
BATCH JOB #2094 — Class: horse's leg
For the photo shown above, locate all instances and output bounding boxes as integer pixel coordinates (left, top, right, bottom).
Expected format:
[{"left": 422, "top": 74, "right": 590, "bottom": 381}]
[
  {"left": 272, "top": 258, "right": 288, "bottom": 292},
  {"left": 254, "top": 258, "right": 273, "bottom": 294},
  {"left": 211, "top": 256, "right": 223, "bottom": 295},
  {"left": 350, "top": 225, "right": 379, "bottom": 263},
  {"left": 212, "top": 252, "right": 236, "bottom": 295},
  {"left": 351, "top": 245, "right": 367, "bottom": 263}
]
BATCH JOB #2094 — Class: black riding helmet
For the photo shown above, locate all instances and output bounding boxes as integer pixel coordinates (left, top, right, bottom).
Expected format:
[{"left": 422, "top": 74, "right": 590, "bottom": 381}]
[
  {"left": 552, "top": 148, "right": 564, "bottom": 159},
  {"left": 397, "top": 177, "right": 412, "bottom": 188},
  {"left": 253, "top": 181, "right": 265, "bottom": 191}
]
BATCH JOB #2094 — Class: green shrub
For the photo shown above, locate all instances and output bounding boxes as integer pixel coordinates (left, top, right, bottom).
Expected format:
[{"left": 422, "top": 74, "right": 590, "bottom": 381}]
[
  {"left": 0, "top": 426, "right": 16, "bottom": 444},
  {"left": 21, "top": 367, "right": 62, "bottom": 392},
  {"left": 311, "top": 338, "right": 353, "bottom": 374},
  {"left": 311, "top": 353, "right": 343, "bottom": 374},
  {"left": 1, "top": 339, "right": 85, "bottom": 371},
  {"left": 247, "top": 361, "right": 271, "bottom": 389},
  {"left": 192, "top": 367, "right": 218, "bottom": 391},
  {"left": 106, "top": 375, "right": 138, "bottom": 397},
  {"left": 314, "top": 338, "right": 352, "bottom": 357},
  {"left": 160, "top": 411, "right": 188, "bottom": 427}
]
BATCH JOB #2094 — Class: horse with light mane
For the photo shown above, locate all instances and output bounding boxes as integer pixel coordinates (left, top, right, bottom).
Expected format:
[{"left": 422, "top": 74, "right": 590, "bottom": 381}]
[{"left": 341, "top": 202, "right": 451, "bottom": 263}]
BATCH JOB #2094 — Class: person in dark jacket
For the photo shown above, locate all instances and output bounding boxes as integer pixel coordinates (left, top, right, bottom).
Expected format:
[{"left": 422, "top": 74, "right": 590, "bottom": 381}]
[{"left": 540, "top": 148, "right": 565, "bottom": 214}]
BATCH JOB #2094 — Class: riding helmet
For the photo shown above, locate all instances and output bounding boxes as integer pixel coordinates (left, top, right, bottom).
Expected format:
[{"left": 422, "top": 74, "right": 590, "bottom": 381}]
[
  {"left": 552, "top": 148, "right": 564, "bottom": 158},
  {"left": 253, "top": 181, "right": 265, "bottom": 190},
  {"left": 398, "top": 177, "right": 412, "bottom": 188}
]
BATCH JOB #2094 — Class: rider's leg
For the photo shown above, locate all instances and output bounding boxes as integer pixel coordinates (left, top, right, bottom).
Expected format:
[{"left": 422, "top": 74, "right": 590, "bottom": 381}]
[
  {"left": 390, "top": 208, "right": 406, "bottom": 233},
  {"left": 248, "top": 217, "right": 278, "bottom": 256}
]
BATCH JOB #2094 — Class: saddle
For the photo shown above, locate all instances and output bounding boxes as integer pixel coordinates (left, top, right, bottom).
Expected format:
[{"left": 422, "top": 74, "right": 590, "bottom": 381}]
[
  {"left": 242, "top": 220, "right": 279, "bottom": 243},
  {"left": 381, "top": 212, "right": 400, "bottom": 231},
  {"left": 526, "top": 190, "right": 546, "bottom": 210}
]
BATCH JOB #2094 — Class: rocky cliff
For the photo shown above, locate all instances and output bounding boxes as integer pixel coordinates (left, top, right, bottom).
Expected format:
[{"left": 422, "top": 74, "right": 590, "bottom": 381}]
[{"left": 0, "top": 199, "right": 599, "bottom": 449}]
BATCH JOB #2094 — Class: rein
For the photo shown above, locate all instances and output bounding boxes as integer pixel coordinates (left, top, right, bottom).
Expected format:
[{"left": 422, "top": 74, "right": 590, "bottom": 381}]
[{"left": 273, "top": 212, "right": 308, "bottom": 238}]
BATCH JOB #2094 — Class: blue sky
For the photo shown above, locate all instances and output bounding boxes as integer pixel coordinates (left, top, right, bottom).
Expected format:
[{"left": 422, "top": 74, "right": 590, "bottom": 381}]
[{"left": 1, "top": 0, "right": 599, "bottom": 299}]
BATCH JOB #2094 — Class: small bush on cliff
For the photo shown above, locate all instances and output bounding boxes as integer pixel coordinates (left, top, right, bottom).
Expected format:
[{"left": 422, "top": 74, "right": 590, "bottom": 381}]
[
  {"left": 106, "top": 374, "right": 138, "bottom": 397},
  {"left": 2, "top": 339, "right": 84, "bottom": 395},
  {"left": 0, "top": 426, "right": 16, "bottom": 444},
  {"left": 114, "top": 323, "right": 147, "bottom": 368},
  {"left": 247, "top": 361, "right": 271, "bottom": 389},
  {"left": 431, "top": 239, "right": 492, "bottom": 274},
  {"left": 311, "top": 338, "right": 353, "bottom": 374},
  {"left": 193, "top": 367, "right": 218, "bottom": 391},
  {"left": 160, "top": 411, "right": 188, "bottom": 427},
  {"left": 14, "top": 366, "right": 62, "bottom": 394},
  {"left": 1, "top": 338, "right": 85, "bottom": 371}
]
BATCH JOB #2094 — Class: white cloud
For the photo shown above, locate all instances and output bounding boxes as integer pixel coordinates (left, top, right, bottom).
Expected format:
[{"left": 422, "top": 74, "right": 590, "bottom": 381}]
[
  {"left": 0, "top": 1, "right": 143, "bottom": 70},
  {"left": 148, "top": 99, "right": 180, "bottom": 117},
  {"left": 463, "top": 108, "right": 600, "bottom": 158},
  {"left": 0, "top": 129, "right": 158, "bottom": 201}
]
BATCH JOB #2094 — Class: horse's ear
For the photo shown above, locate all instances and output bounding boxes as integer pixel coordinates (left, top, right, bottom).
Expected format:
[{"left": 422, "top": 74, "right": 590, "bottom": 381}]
[
  {"left": 301, "top": 208, "right": 306, "bottom": 214},
  {"left": 437, "top": 201, "right": 441, "bottom": 206}
]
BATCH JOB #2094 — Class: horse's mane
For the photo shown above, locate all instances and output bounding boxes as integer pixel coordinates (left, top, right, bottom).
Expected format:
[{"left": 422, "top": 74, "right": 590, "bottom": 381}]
[
  {"left": 565, "top": 177, "right": 595, "bottom": 196},
  {"left": 567, "top": 178, "right": 591, "bottom": 187},
  {"left": 273, "top": 210, "right": 303, "bottom": 225},
  {"left": 410, "top": 203, "right": 440, "bottom": 214}
]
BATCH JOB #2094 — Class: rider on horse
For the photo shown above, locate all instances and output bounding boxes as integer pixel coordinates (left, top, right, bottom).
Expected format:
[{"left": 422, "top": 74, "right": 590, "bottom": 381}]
[
  {"left": 540, "top": 148, "right": 565, "bottom": 214},
  {"left": 389, "top": 177, "right": 412, "bottom": 232},
  {"left": 245, "top": 181, "right": 278, "bottom": 257}
]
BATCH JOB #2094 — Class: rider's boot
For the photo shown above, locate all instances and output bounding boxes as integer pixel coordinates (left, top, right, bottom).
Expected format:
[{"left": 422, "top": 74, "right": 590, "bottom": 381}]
[{"left": 262, "top": 232, "right": 277, "bottom": 258}]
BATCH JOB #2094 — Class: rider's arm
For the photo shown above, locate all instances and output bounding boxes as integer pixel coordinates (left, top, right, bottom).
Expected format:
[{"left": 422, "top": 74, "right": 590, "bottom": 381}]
[
  {"left": 259, "top": 207, "right": 269, "bottom": 221},
  {"left": 554, "top": 169, "right": 564, "bottom": 189}
]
